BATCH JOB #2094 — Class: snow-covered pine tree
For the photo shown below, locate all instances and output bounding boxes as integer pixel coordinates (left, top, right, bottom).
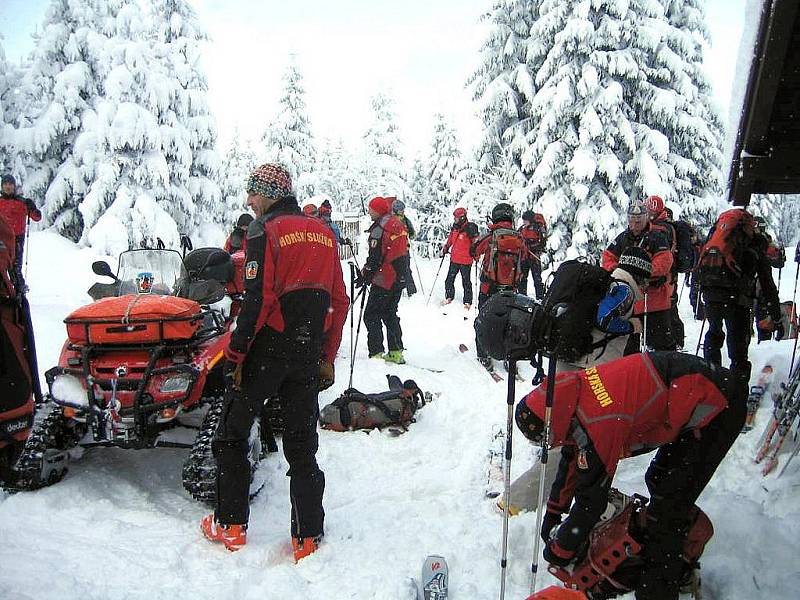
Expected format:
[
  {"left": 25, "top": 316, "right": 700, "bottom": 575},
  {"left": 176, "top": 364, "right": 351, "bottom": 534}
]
[
  {"left": 642, "top": 0, "right": 724, "bottom": 228},
  {"left": 261, "top": 58, "right": 316, "bottom": 200},
  {"left": 514, "top": 0, "right": 726, "bottom": 258},
  {"left": 750, "top": 194, "right": 800, "bottom": 248},
  {"left": 468, "top": 0, "right": 537, "bottom": 185},
  {"left": 13, "top": 0, "right": 109, "bottom": 240},
  {"left": 219, "top": 128, "right": 256, "bottom": 228},
  {"left": 426, "top": 113, "right": 467, "bottom": 209},
  {"left": 0, "top": 36, "right": 17, "bottom": 175},
  {"left": 149, "top": 0, "right": 221, "bottom": 234},
  {"left": 361, "top": 91, "right": 409, "bottom": 199}
]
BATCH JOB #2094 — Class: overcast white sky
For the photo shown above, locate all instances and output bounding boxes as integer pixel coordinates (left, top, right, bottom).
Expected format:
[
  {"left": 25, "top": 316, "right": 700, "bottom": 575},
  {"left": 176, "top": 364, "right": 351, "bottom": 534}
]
[{"left": 1, "top": 0, "right": 747, "bottom": 158}]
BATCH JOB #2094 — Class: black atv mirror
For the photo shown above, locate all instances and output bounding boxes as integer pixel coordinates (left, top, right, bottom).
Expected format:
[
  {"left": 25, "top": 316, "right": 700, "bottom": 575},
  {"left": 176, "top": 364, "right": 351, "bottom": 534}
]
[{"left": 92, "top": 260, "right": 118, "bottom": 281}]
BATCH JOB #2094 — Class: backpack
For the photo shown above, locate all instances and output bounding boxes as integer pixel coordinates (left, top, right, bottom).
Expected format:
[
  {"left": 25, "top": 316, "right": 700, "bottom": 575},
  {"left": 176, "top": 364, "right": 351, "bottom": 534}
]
[
  {"left": 698, "top": 209, "right": 755, "bottom": 287},
  {"left": 319, "top": 376, "right": 425, "bottom": 432},
  {"left": 671, "top": 220, "right": 695, "bottom": 273},
  {"left": 543, "top": 260, "right": 613, "bottom": 363},
  {"left": 482, "top": 228, "right": 525, "bottom": 288}
]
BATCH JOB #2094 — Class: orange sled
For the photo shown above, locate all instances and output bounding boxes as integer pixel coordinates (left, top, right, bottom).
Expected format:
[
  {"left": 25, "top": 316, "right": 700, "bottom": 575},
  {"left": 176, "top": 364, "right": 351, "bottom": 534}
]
[{"left": 65, "top": 294, "right": 203, "bottom": 344}]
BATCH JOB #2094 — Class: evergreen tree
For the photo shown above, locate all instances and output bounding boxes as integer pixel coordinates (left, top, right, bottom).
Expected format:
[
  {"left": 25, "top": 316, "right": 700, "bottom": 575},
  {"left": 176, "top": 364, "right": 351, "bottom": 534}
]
[
  {"left": 510, "top": 0, "right": 726, "bottom": 257},
  {"left": 261, "top": 58, "right": 316, "bottom": 199},
  {"left": 219, "top": 129, "right": 256, "bottom": 229},
  {"left": 0, "top": 37, "right": 17, "bottom": 175},
  {"left": 426, "top": 113, "right": 467, "bottom": 209},
  {"left": 150, "top": 0, "right": 221, "bottom": 233},
  {"left": 361, "top": 91, "right": 409, "bottom": 198},
  {"left": 751, "top": 194, "right": 800, "bottom": 248},
  {"left": 469, "top": 0, "right": 537, "bottom": 182}
]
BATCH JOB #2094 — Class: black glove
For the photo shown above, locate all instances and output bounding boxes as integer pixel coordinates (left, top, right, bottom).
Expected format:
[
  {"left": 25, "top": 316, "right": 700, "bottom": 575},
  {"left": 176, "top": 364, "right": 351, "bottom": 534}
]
[
  {"left": 341, "top": 237, "right": 352, "bottom": 247},
  {"left": 223, "top": 360, "right": 242, "bottom": 392},
  {"left": 354, "top": 271, "right": 372, "bottom": 288},
  {"left": 775, "top": 321, "right": 786, "bottom": 341},
  {"left": 543, "top": 539, "right": 574, "bottom": 568},
  {"left": 540, "top": 511, "right": 562, "bottom": 543},
  {"left": 25, "top": 198, "right": 37, "bottom": 212}
]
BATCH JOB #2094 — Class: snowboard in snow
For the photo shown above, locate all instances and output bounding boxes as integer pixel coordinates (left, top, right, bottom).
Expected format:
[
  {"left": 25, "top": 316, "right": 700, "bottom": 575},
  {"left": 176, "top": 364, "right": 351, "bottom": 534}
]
[
  {"left": 495, "top": 457, "right": 559, "bottom": 515},
  {"left": 420, "top": 555, "right": 448, "bottom": 600}
]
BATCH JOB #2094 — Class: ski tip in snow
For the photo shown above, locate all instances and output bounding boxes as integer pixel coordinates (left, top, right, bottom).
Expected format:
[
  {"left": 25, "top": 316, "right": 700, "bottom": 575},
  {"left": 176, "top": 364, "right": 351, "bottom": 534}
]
[{"left": 420, "top": 555, "right": 448, "bottom": 600}]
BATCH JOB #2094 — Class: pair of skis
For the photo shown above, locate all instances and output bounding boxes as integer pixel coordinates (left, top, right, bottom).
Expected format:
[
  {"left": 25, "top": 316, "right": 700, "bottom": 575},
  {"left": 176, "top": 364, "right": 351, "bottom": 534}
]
[
  {"left": 754, "top": 364, "right": 800, "bottom": 476},
  {"left": 459, "top": 343, "right": 524, "bottom": 383},
  {"left": 742, "top": 365, "right": 774, "bottom": 433}
]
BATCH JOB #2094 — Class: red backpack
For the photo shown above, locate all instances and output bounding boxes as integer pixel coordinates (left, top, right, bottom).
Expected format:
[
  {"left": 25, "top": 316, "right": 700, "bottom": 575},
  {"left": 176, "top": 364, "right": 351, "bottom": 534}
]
[
  {"left": 481, "top": 228, "right": 525, "bottom": 287},
  {"left": 698, "top": 209, "right": 755, "bottom": 285}
]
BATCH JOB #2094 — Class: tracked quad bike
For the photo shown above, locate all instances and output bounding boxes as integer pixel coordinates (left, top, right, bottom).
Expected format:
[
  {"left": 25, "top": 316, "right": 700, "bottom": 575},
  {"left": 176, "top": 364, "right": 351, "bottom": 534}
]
[{"left": 9, "top": 246, "right": 278, "bottom": 504}]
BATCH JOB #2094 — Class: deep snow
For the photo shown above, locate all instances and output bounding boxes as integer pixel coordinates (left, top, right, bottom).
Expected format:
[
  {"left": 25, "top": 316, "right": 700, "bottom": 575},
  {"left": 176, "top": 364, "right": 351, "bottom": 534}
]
[{"left": 1, "top": 232, "right": 798, "bottom": 599}]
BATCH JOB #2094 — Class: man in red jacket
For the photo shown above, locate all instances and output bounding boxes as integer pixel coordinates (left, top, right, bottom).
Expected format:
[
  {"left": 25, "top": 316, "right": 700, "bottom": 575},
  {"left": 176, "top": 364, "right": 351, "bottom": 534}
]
[
  {"left": 441, "top": 207, "right": 478, "bottom": 309},
  {"left": 358, "top": 196, "right": 410, "bottom": 364},
  {"left": 516, "top": 352, "right": 743, "bottom": 600},
  {"left": 201, "top": 163, "right": 349, "bottom": 560},
  {"left": 223, "top": 213, "right": 254, "bottom": 254},
  {"left": 518, "top": 210, "right": 547, "bottom": 299},
  {"left": 0, "top": 175, "right": 41, "bottom": 283},
  {"left": 602, "top": 201, "right": 675, "bottom": 352}
]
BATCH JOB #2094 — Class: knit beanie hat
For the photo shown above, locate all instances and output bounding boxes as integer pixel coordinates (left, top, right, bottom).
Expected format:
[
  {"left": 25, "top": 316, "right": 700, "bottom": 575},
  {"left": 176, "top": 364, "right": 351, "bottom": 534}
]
[
  {"left": 392, "top": 199, "right": 406, "bottom": 214},
  {"left": 368, "top": 196, "right": 391, "bottom": 216},
  {"left": 319, "top": 199, "right": 332, "bottom": 214},
  {"left": 246, "top": 164, "right": 293, "bottom": 199},
  {"left": 236, "top": 213, "right": 254, "bottom": 228},
  {"left": 618, "top": 246, "right": 652, "bottom": 280},
  {"left": 1, "top": 174, "right": 15, "bottom": 186}
]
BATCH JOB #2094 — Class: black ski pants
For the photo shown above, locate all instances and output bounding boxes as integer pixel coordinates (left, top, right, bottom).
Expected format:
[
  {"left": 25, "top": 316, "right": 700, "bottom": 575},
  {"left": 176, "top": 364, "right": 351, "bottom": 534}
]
[
  {"left": 444, "top": 262, "right": 473, "bottom": 305},
  {"left": 670, "top": 288, "right": 685, "bottom": 349},
  {"left": 636, "top": 379, "right": 745, "bottom": 600},
  {"left": 519, "top": 259, "right": 544, "bottom": 300},
  {"left": 702, "top": 300, "right": 752, "bottom": 383},
  {"left": 624, "top": 310, "right": 676, "bottom": 354},
  {"left": 364, "top": 283, "right": 403, "bottom": 356},
  {"left": 213, "top": 347, "right": 324, "bottom": 538}
]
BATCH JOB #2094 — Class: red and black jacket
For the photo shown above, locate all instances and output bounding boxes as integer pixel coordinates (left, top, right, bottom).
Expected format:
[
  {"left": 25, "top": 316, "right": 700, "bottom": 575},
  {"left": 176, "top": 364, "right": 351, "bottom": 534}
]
[
  {"left": 443, "top": 220, "right": 478, "bottom": 265},
  {"left": 363, "top": 214, "right": 409, "bottom": 290},
  {"left": 0, "top": 193, "right": 42, "bottom": 237},
  {"left": 226, "top": 198, "right": 349, "bottom": 365},
  {"left": 519, "top": 223, "right": 546, "bottom": 261},
  {"left": 223, "top": 229, "right": 247, "bottom": 255},
  {"left": 602, "top": 225, "right": 674, "bottom": 313},
  {"left": 522, "top": 352, "right": 732, "bottom": 560}
]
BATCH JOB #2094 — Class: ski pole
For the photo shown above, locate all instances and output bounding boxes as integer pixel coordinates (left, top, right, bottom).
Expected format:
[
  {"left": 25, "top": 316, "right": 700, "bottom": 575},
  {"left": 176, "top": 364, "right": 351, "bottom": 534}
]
[
  {"left": 23, "top": 215, "right": 30, "bottom": 282},
  {"left": 349, "top": 263, "right": 356, "bottom": 366},
  {"left": 499, "top": 358, "right": 517, "bottom": 600},
  {"left": 678, "top": 273, "right": 687, "bottom": 306},
  {"left": 410, "top": 244, "right": 425, "bottom": 296},
  {"left": 695, "top": 318, "right": 707, "bottom": 356},
  {"left": 529, "top": 350, "right": 558, "bottom": 595},
  {"left": 640, "top": 292, "right": 649, "bottom": 353},
  {"left": 426, "top": 254, "right": 447, "bottom": 306},
  {"left": 348, "top": 285, "right": 368, "bottom": 388}
]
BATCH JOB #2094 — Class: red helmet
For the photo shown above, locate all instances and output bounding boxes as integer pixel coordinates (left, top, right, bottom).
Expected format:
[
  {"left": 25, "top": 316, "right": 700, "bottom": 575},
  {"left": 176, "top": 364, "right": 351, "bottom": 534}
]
[
  {"left": 644, "top": 195, "right": 664, "bottom": 214},
  {"left": 453, "top": 207, "right": 467, "bottom": 219}
]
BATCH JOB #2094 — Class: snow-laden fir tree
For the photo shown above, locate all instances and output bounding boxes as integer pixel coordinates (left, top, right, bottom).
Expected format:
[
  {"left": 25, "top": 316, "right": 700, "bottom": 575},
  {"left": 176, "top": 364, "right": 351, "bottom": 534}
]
[
  {"left": 314, "top": 137, "right": 362, "bottom": 212},
  {"left": 515, "top": 0, "right": 726, "bottom": 258},
  {"left": 219, "top": 128, "right": 256, "bottom": 229},
  {"left": 0, "top": 37, "right": 17, "bottom": 175},
  {"left": 261, "top": 58, "right": 316, "bottom": 200},
  {"left": 361, "top": 91, "right": 409, "bottom": 199},
  {"left": 426, "top": 113, "right": 467, "bottom": 209},
  {"left": 469, "top": 0, "right": 537, "bottom": 184},
  {"left": 149, "top": 0, "right": 221, "bottom": 233},
  {"left": 750, "top": 194, "right": 800, "bottom": 248}
]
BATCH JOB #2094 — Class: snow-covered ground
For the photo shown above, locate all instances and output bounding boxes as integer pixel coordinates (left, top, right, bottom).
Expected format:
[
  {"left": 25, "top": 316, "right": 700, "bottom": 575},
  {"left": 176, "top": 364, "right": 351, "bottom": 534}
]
[{"left": 1, "top": 233, "right": 799, "bottom": 599}]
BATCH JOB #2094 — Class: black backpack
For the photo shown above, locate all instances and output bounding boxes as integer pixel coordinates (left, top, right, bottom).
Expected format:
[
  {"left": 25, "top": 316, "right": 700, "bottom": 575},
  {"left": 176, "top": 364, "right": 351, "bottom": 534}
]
[
  {"left": 671, "top": 220, "right": 695, "bottom": 273},
  {"left": 543, "top": 260, "right": 612, "bottom": 362}
]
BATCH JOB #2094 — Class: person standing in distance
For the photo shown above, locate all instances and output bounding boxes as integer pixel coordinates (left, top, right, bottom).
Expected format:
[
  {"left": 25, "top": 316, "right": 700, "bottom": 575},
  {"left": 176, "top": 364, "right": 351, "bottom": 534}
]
[{"left": 201, "top": 164, "right": 349, "bottom": 561}]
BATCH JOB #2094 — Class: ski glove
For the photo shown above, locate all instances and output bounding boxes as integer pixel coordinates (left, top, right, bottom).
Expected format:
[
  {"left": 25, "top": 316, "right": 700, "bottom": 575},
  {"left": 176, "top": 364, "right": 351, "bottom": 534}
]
[
  {"left": 223, "top": 360, "right": 242, "bottom": 391},
  {"left": 540, "top": 510, "right": 562, "bottom": 543},
  {"left": 319, "top": 361, "right": 334, "bottom": 391},
  {"left": 774, "top": 321, "right": 785, "bottom": 341},
  {"left": 354, "top": 270, "right": 373, "bottom": 288}
]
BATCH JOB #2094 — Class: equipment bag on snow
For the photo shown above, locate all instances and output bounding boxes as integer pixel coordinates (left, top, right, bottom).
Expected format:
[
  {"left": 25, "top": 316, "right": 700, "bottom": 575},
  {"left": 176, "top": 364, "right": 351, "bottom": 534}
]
[
  {"left": 543, "top": 260, "right": 613, "bottom": 363},
  {"left": 319, "top": 375, "right": 425, "bottom": 431},
  {"left": 697, "top": 209, "right": 756, "bottom": 287},
  {"left": 65, "top": 294, "right": 203, "bottom": 344},
  {"left": 0, "top": 216, "right": 34, "bottom": 483},
  {"left": 549, "top": 494, "right": 713, "bottom": 598},
  {"left": 481, "top": 228, "right": 525, "bottom": 288}
]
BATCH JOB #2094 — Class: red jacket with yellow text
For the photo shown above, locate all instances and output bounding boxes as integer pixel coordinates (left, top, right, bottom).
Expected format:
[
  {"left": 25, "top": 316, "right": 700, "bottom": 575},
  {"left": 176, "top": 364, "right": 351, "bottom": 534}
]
[
  {"left": 363, "top": 214, "right": 409, "bottom": 290},
  {"left": 601, "top": 225, "right": 674, "bottom": 313},
  {"left": 226, "top": 199, "right": 349, "bottom": 364}
]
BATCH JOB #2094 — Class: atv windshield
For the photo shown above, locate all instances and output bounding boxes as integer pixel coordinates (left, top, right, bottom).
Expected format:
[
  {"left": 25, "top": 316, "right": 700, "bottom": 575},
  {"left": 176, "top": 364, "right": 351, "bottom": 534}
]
[{"left": 117, "top": 249, "right": 189, "bottom": 296}]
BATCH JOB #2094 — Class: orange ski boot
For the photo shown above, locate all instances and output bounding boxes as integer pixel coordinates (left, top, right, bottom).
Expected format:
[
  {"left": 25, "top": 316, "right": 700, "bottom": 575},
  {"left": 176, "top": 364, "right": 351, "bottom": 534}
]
[
  {"left": 201, "top": 514, "right": 247, "bottom": 552},
  {"left": 292, "top": 535, "right": 322, "bottom": 562}
]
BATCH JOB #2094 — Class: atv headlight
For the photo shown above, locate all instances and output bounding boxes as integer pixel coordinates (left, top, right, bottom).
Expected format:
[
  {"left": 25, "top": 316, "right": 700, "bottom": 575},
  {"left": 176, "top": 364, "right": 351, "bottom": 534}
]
[{"left": 160, "top": 375, "right": 192, "bottom": 394}]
